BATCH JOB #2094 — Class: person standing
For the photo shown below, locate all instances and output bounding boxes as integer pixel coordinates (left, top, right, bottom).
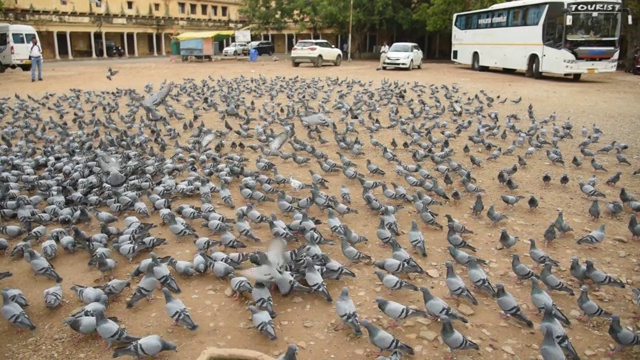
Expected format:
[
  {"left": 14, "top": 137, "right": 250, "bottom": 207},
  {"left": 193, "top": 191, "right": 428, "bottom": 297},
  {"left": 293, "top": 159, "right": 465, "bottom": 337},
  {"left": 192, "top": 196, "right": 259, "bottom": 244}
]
[
  {"left": 170, "top": 34, "right": 180, "bottom": 62},
  {"left": 29, "top": 37, "right": 43, "bottom": 82},
  {"left": 377, "top": 42, "right": 389, "bottom": 70}
]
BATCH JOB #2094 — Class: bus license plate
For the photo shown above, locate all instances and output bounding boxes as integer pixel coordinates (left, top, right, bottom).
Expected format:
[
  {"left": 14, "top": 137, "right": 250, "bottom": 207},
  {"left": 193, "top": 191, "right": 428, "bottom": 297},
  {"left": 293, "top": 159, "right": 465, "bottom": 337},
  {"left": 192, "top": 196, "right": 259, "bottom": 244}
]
[{"left": 587, "top": 69, "right": 596, "bottom": 74}]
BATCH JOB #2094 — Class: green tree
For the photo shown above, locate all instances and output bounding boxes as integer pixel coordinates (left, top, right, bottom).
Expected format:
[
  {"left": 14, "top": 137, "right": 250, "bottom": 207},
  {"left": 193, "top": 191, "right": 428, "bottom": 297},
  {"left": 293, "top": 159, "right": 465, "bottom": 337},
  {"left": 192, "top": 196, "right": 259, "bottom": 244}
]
[
  {"left": 622, "top": 0, "right": 640, "bottom": 68},
  {"left": 416, "top": 0, "right": 504, "bottom": 33},
  {"left": 0, "top": 0, "right": 5, "bottom": 15},
  {"left": 239, "top": 0, "right": 292, "bottom": 36}
]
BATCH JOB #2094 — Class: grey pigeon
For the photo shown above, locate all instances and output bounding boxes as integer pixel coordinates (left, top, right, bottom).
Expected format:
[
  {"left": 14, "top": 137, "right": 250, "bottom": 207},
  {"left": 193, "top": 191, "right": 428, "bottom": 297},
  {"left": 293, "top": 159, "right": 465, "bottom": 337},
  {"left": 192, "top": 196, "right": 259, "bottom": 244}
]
[
  {"left": 440, "top": 315, "right": 479, "bottom": 357},
  {"left": 467, "top": 257, "right": 496, "bottom": 297},
  {"left": 529, "top": 239, "right": 559, "bottom": 266},
  {"left": 340, "top": 236, "right": 372, "bottom": 265},
  {"left": 71, "top": 285, "right": 106, "bottom": 304},
  {"left": 444, "top": 262, "right": 478, "bottom": 305},
  {"left": 585, "top": 260, "right": 625, "bottom": 288},
  {"left": 419, "top": 286, "right": 468, "bottom": 323},
  {"left": 2, "top": 289, "right": 36, "bottom": 331},
  {"left": 540, "top": 263, "right": 575, "bottom": 296},
  {"left": 43, "top": 285, "right": 63, "bottom": 309},
  {"left": 335, "top": 287, "right": 362, "bottom": 336},
  {"left": 375, "top": 270, "right": 418, "bottom": 293},
  {"left": 495, "top": 283, "right": 533, "bottom": 327},
  {"left": 26, "top": 249, "right": 62, "bottom": 283},
  {"left": 126, "top": 270, "right": 160, "bottom": 308},
  {"left": 608, "top": 314, "right": 640, "bottom": 355},
  {"left": 540, "top": 327, "right": 566, "bottom": 360},
  {"left": 511, "top": 254, "right": 539, "bottom": 283},
  {"left": 375, "top": 297, "right": 427, "bottom": 327},
  {"left": 530, "top": 278, "right": 571, "bottom": 326},
  {"left": 540, "top": 305, "right": 580, "bottom": 360},
  {"left": 408, "top": 220, "right": 427, "bottom": 257},
  {"left": 499, "top": 228, "right": 518, "bottom": 249},
  {"left": 162, "top": 288, "right": 198, "bottom": 330},
  {"left": 248, "top": 305, "right": 277, "bottom": 340},
  {"left": 577, "top": 285, "right": 612, "bottom": 321},
  {"left": 360, "top": 319, "right": 415, "bottom": 356},
  {"left": 576, "top": 224, "right": 605, "bottom": 246},
  {"left": 570, "top": 257, "right": 588, "bottom": 284},
  {"left": 251, "top": 282, "right": 276, "bottom": 318},
  {"left": 99, "top": 279, "right": 131, "bottom": 298},
  {"left": 304, "top": 259, "right": 332, "bottom": 302},
  {"left": 94, "top": 308, "right": 140, "bottom": 349},
  {"left": 277, "top": 345, "right": 298, "bottom": 360},
  {"left": 112, "top": 334, "right": 177, "bottom": 358},
  {"left": 64, "top": 316, "right": 97, "bottom": 336}
]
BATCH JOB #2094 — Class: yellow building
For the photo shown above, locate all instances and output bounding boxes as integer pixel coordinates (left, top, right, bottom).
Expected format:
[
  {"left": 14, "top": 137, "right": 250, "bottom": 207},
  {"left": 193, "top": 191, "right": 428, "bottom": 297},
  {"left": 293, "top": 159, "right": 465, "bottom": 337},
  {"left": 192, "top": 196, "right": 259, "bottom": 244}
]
[{"left": 1, "top": 0, "right": 252, "bottom": 59}]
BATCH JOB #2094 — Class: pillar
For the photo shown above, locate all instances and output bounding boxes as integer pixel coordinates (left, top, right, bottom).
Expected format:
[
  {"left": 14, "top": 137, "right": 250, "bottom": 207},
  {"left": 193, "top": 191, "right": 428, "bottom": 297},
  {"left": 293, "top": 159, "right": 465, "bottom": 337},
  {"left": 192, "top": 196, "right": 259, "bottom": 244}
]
[
  {"left": 153, "top": 32, "right": 158, "bottom": 56},
  {"left": 90, "top": 31, "right": 97, "bottom": 58},
  {"left": 53, "top": 31, "right": 60, "bottom": 60},
  {"left": 133, "top": 32, "right": 139, "bottom": 57},
  {"left": 123, "top": 32, "right": 129, "bottom": 57},
  {"left": 66, "top": 31, "right": 73, "bottom": 59},
  {"left": 161, "top": 32, "right": 166, "bottom": 56},
  {"left": 284, "top": 33, "right": 288, "bottom": 54},
  {"left": 337, "top": 34, "right": 341, "bottom": 49},
  {"left": 101, "top": 31, "right": 107, "bottom": 58}
]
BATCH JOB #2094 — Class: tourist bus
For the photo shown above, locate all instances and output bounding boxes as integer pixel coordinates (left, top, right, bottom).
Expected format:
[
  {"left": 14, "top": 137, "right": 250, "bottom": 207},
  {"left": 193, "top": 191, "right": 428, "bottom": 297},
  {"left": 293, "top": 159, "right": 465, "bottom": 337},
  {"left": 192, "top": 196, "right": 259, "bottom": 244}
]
[{"left": 451, "top": 0, "right": 632, "bottom": 80}]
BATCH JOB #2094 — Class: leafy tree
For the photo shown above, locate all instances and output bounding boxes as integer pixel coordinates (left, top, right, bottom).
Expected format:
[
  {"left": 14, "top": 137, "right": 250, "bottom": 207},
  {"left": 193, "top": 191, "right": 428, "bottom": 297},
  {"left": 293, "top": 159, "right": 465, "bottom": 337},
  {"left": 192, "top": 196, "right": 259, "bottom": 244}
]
[
  {"left": 0, "top": 0, "right": 5, "bottom": 15},
  {"left": 622, "top": 0, "right": 640, "bottom": 67},
  {"left": 239, "top": 0, "right": 292, "bottom": 35},
  {"left": 416, "top": 0, "right": 504, "bottom": 33}
]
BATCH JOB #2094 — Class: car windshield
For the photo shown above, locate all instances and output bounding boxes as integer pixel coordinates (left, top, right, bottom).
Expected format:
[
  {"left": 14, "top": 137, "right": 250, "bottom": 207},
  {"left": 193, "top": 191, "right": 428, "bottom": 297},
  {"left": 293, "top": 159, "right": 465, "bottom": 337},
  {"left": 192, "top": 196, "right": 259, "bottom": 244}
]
[
  {"left": 250, "top": 42, "right": 260, "bottom": 47},
  {"left": 566, "top": 12, "right": 619, "bottom": 40},
  {"left": 389, "top": 44, "right": 412, "bottom": 52},
  {"left": 295, "top": 41, "right": 315, "bottom": 48}
]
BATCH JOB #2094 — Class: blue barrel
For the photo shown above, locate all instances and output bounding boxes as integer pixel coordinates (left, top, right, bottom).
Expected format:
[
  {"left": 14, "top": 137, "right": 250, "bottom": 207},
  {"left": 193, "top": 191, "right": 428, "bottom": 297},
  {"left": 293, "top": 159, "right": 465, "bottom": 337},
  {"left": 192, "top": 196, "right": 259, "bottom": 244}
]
[{"left": 249, "top": 49, "right": 258, "bottom": 62}]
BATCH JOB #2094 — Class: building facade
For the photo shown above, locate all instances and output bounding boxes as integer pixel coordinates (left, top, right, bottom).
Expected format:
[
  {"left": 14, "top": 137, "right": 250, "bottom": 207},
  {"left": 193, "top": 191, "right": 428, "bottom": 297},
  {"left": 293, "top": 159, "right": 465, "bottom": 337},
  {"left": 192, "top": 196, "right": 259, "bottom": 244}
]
[{"left": 0, "top": 0, "right": 250, "bottom": 59}]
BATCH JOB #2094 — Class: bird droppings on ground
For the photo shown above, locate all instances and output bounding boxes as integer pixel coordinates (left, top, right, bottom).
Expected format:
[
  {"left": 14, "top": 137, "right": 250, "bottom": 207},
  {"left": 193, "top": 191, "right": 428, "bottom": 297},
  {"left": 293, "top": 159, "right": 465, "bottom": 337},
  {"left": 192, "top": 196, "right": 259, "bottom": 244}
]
[{"left": 0, "top": 59, "right": 639, "bottom": 360}]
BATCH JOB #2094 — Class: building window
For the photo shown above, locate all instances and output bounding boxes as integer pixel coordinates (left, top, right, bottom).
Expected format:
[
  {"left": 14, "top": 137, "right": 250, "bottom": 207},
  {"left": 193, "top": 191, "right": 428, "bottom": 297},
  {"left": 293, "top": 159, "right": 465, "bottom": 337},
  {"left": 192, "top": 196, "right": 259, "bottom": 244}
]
[
  {"left": 190, "top": 4, "right": 197, "bottom": 14},
  {"left": 126, "top": 1, "right": 133, "bottom": 10},
  {"left": 212, "top": 5, "right": 218, "bottom": 16},
  {"left": 221, "top": 6, "right": 227, "bottom": 17},
  {"left": 201, "top": 4, "right": 207, "bottom": 15},
  {"left": 154, "top": 3, "right": 160, "bottom": 11},
  {"left": 178, "top": 2, "right": 185, "bottom": 14}
]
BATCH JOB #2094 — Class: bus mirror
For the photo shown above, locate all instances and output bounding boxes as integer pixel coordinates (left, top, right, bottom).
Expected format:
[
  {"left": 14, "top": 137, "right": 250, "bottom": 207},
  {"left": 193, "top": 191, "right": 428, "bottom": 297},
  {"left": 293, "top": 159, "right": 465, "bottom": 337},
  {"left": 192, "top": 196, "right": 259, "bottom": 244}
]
[
  {"left": 565, "top": 15, "right": 573, "bottom": 26},
  {"left": 628, "top": 15, "right": 633, "bottom": 25}
]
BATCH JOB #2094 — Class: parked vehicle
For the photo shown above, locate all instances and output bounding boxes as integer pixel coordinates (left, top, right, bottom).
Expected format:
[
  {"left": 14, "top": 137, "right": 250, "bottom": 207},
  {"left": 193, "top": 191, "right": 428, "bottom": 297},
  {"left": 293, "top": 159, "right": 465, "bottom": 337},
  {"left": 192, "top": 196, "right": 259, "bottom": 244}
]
[
  {"left": 291, "top": 39, "right": 342, "bottom": 67},
  {"left": 249, "top": 41, "right": 275, "bottom": 55},
  {"left": 382, "top": 42, "right": 423, "bottom": 70},
  {"left": 95, "top": 39, "right": 125, "bottom": 57},
  {"left": 222, "top": 42, "right": 249, "bottom": 56},
  {"left": 632, "top": 48, "right": 640, "bottom": 75},
  {"left": 0, "top": 23, "right": 40, "bottom": 73}
]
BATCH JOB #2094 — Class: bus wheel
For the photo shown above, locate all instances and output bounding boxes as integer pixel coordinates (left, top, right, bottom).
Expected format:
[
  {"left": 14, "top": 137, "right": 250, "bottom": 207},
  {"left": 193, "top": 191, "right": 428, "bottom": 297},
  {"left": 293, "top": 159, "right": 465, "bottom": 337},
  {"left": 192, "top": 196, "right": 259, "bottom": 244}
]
[
  {"left": 532, "top": 56, "right": 542, "bottom": 79},
  {"left": 572, "top": 74, "right": 582, "bottom": 81},
  {"left": 502, "top": 68, "right": 516, "bottom": 73},
  {"left": 471, "top": 53, "right": 480, "bottom": 71}
]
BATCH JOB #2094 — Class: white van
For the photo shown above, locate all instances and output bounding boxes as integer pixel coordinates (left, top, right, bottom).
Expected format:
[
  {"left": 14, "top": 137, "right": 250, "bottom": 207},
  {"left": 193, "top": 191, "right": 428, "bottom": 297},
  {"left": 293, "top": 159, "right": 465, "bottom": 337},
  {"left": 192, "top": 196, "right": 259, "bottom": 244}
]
[{"left": 0, "top": 23, "right": 41, "bottom": 73}]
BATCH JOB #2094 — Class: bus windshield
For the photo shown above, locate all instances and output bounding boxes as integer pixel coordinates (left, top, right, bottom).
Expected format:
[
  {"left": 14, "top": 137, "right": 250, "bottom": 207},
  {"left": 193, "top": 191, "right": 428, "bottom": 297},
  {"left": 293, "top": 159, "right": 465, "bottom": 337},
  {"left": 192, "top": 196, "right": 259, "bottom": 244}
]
[{"left": 566, "top": 12, "right": 619, "bottom": 40}]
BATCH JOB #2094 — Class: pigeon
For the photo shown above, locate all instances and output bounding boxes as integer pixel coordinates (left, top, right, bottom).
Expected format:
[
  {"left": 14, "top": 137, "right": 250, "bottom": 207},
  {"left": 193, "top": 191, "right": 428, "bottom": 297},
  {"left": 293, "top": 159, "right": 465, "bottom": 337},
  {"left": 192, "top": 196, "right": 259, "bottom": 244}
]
[
  {"left": 512, "top": 254, "right": 540, "bottom": 283},
  {"left": 495, "top": 283, "right": 533, "bottom": 327},
  {"left": 579, "top": 182, "right": 605, "bottom": 198},
  {"left": 590, "top": 157, "right": 607, "bottom": 172},
  {"left": 126, "top": 269, "right": 160, "bottom": 308},
  {"left": 499, "top": 228, "right": 518, "bottom": 249},
  {"left": 112, "top": 335, "right": 177, "bottom": 358},
  {"left": 440, "top": 315, "right": 479, "bottom": 358},
  {"left": 540, "top": 263, "right": 575, "bottom": 296},
  {"left": 530, "top": 278, "right": 571, "bottom": 326},
  {"left": 588, "top": 200, "right": 601, "bottom": 219},
  {"left": 335, "top": 287, "right": 362, "bottom": 336},
  {"left": 576, "top": 224, "right": 605, "bottom": 246},
  {"left": 585, "top": 260, "right": 625, "bottom": 288},
  {"left": 106, "top": 67, "right": 119, "bottom": 81},
  {"left": 419, "top": 286, "right": 468, "bottom": 323},
  {"left": 375, "top": 270, "right": 418, "bottom": 293},
  {"left": 375, "top": 297, "right": 427, "bottom": 327},
  {"left": 64, "top": 316, "right": 97, "bottom": 336},
  {"left": 529, "top": 239, "right": 559, "bottom": 267},
  {"left": 487, "top": 205, "right": 507, "bottom": 225},
  {"left": 540, "top": 327, "right": 566, "bottom": 360},
  {"left": 360, "top": 319, "right": 415, "bottom": 356},
  {"left": 577, "top": 285, "right": 612, "bottom": 321},
  {"left": 340, "top": 236, "right": 372, "bottom": 265},
  {"left": 162, "top": 288, "right": 198, "bottom": 330},
  {"left": 2, "top": 289, "right": 36, "bottom": 331},
  {"left": 467, "top": 257, "right": 496, "bottom": 297},
  {"left": 248, "top": 305, "right": 277, "bottom": 340},
  {"left": 540, "top": 305, "right": 580, "bottom": 360},
  {"left": 5, "top": 288, "right": 28, "bottom": 307},
  {"left": 277, "top": 345, "right": 298, "bottom": 360},
  {"left": 43, "top": 285, "right": 63, "bottom": 309},
  {"left": 99, "top": 279, "right": 131, "bottom": 298},
  {"left": 26, "top": 249, "right": 63, "bottom": 283},
  {"left": 444, "top": 261, "right": 478, "bottom": 305},
  {"left": 94, "top": 308, "right": 140, "bottom": 349},
  {"left": 608, "top": 315, "right": 640, "bottom": 355},
  {"left": 407, "top": 220, "right": 427, "bottom": 257}
]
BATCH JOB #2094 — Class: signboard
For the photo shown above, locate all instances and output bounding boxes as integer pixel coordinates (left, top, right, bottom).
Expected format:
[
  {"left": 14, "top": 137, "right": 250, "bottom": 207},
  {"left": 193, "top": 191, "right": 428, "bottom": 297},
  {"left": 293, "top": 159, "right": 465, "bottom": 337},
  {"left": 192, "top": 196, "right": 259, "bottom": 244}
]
[
  {"left": 567, "top": 3, "right": 621, "bottom": 12},
  {"left": 235, "top": 30, "right": 251, "bottom": 42}
]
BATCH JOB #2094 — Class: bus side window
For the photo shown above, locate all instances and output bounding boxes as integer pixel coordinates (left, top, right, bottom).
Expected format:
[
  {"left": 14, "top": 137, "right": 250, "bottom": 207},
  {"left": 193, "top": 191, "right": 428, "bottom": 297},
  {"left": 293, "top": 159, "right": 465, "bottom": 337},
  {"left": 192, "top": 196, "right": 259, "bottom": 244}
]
[{"left": 526, "top": 5, "right": 544, "bottom": 26}]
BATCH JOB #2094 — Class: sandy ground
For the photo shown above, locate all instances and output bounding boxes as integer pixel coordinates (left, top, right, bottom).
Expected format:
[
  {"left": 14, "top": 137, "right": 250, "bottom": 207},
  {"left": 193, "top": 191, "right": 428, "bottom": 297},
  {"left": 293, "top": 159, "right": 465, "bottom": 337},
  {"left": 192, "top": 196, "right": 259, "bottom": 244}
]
[{"left": 1, "top": 56, "right": 640, "bottom": 360}]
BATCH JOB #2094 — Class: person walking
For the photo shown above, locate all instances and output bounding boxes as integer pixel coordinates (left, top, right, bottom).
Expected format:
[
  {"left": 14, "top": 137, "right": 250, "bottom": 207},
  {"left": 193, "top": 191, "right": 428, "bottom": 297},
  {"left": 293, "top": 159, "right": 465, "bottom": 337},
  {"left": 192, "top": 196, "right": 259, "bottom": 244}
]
[
  {"left": 170, "top": 34, "right": 180, "bottom": 62},
  {"left": 29, "top": 37, "right": 43, "bottom": 82},
  {"left": 377, "top": 42, "right": 389, "bottom": 70}
]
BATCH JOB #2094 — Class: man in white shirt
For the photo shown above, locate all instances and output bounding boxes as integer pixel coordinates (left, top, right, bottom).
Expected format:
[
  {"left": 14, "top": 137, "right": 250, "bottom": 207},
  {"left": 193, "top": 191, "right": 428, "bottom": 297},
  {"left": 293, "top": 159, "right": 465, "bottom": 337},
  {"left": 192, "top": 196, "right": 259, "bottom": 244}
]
[
  {"left": 377, "top": 42, "right": 389, "bottom": 70},
  {"left": 29, "top": 37, "right": 43, "bottom": 82}
]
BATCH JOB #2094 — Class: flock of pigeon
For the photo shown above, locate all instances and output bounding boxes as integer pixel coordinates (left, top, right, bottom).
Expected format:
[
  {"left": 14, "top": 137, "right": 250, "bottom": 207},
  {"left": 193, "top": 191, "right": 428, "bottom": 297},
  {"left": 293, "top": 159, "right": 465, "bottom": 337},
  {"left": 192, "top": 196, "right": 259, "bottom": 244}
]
[{"left": 0, "top": 74, "right": 639, "bottom": 360}]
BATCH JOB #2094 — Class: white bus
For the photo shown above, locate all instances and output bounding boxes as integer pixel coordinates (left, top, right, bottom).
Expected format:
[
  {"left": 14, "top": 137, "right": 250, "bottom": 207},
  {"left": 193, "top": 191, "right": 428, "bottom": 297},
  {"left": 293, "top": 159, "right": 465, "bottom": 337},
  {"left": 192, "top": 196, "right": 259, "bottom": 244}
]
[{"left": 451, "top": 0, "right": 632, "bottom": 80}]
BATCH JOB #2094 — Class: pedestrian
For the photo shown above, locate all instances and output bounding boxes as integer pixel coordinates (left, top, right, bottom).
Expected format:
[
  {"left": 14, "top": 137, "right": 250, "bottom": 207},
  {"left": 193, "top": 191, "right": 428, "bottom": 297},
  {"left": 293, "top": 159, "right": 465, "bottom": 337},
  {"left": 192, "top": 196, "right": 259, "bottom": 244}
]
[
  {"left": 377, "top": 42, "right": 389, "bottom": 71},
  {"left": 29, "top": 37, "right": 43, "bottom": 82},
  {"left": 170, "top": 34, "right": 180, "bottom": 62}
]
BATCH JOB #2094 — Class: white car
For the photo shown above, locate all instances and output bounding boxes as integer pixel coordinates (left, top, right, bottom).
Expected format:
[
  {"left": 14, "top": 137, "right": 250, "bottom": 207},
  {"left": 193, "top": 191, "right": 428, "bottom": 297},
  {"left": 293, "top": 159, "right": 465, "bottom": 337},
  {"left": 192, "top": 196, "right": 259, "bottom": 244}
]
[
  {"left": 382, "top": 42, "right": 423, "bottom": 70},
  {"left": 291, "top": 39, "right": 342, "bottom": 67},
  {"left": 222, "top": 42, "right": 249, "bottom": 56}
]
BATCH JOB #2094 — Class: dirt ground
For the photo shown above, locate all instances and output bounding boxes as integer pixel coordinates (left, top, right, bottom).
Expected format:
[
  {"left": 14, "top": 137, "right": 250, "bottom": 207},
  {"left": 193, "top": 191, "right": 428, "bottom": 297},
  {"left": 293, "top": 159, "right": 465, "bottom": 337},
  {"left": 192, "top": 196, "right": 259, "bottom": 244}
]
[{"left": 1, "top": 56, "right": 640, "bottom": 360}]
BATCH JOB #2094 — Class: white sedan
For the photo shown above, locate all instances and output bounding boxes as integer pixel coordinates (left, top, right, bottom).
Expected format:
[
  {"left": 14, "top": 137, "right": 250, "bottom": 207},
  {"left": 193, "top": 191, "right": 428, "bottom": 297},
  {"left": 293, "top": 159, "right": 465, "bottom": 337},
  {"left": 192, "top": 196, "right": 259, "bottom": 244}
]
[{"left": 382, "top": 42, "right": 423, "bottom": 70}]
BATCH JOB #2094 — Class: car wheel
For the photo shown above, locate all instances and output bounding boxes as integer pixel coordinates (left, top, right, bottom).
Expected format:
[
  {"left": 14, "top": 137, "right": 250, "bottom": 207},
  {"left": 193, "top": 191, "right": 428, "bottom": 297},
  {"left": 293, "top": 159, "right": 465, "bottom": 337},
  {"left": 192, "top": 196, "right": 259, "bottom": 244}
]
[
  {"left": 471, "top": 53, "right": 480, "bottom": 71},
  {"left": 417, "top": 60, "right": 422, "bottom": 69},
  {"left": 502, "top": 68, "right": 517, "bottom": 73},
  {"left": 572, "top": 74, "right": 581, "bottom": 81},
  {"left": 0, "top": 62, "right": 5, "bottom": 74},
  {"left": 334, "top": 55, "right": 342, "bottom": 66},
  {"left": 407, "top": 60, "right": 413, "bottom": 71},
  {"left": 233, "top": 51, "right": 237, "bottom": 56},
  {"left": 21, "top": 65, "right": 31, "bottom": 72},
  {"left": 315, "top": 56, "right": 323, "bottom": 67},
  {"left": 292, "top": 60, "right": 300, "bottom": 67}
]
